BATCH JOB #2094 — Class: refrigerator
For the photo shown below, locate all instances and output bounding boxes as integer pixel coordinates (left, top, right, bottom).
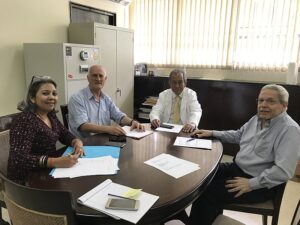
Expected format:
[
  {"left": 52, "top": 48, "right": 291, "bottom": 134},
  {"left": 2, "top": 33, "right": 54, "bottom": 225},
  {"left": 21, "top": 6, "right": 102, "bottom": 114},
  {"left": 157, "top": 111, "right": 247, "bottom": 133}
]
[{"left": 23, "top": 43, "right": 100, "bottom": 120}]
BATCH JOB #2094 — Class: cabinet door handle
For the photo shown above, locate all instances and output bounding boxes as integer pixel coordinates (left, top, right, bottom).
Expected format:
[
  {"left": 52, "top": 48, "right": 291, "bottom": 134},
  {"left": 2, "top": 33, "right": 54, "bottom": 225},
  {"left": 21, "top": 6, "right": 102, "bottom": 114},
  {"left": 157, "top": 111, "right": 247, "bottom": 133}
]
[{"left": 116, "top": 88, "right": 121, "bottom": 96}]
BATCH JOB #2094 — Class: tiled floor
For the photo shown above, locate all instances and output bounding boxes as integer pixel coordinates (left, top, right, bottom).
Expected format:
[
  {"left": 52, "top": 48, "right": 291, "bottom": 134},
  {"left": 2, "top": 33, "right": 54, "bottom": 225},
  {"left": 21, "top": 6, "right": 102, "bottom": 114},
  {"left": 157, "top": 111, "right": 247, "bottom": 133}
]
[{"left": 2, "top": 155, "right": 299, "bottom": 225}]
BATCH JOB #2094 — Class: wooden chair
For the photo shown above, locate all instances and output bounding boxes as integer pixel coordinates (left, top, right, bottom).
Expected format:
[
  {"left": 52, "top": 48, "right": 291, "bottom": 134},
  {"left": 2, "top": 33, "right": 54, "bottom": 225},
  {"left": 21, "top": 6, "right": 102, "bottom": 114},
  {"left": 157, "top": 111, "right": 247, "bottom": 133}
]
[
  {"left": 212, "top": 214, "right": 245, "bottom": 225},
  {"left": 224, "top": 182, "right": 286, "bottom": 225},
  {"left": 0, "top": 172, "right": 78, "bottom": 225},
  {"left": 0, "top": 130, "right": 10, "bottom": 224},
  {"left": 291, "top": 199, "right": 300, "bottom": 225},
  {"left": 60, "top": 104, "right": 69, "bottom": 129}
]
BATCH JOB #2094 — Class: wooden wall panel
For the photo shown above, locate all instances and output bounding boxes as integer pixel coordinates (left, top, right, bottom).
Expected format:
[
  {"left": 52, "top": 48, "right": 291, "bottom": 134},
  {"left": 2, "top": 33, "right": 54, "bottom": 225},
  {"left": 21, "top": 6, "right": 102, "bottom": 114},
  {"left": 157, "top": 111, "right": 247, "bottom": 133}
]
[{"left": 134, "top": 76, "right": 300, "bottom": 155}]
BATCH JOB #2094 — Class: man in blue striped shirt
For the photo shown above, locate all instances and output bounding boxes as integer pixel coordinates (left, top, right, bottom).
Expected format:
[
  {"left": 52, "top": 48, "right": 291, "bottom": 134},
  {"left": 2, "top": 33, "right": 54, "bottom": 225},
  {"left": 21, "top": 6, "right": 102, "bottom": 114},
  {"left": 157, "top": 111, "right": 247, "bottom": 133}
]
[{"left": 68, "top": 65, "right": 144, "bottom": 138}]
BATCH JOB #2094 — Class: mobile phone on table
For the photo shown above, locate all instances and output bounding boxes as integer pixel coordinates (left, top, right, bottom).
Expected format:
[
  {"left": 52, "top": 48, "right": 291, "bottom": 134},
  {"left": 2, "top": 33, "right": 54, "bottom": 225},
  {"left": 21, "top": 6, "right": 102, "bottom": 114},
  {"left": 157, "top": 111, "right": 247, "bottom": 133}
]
[
  {"left": 105, "top": 141, "right": 126, "bottom": 148},
  {"left": 160, "top": 123, "right": 174, "bottom": 129},
  {"left": 105, "top": 198, "right": 139, "bottom": 211},
  {"left": 109, "top": 135, "right": 126, "bottom": 142}
]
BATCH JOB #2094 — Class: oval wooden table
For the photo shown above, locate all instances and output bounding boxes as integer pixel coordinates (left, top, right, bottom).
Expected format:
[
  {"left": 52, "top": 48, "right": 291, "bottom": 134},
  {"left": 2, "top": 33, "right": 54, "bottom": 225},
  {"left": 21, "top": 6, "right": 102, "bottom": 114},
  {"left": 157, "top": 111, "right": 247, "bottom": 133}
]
[{"left": 28, "top": 129, "right": 223, "bottom": 225}]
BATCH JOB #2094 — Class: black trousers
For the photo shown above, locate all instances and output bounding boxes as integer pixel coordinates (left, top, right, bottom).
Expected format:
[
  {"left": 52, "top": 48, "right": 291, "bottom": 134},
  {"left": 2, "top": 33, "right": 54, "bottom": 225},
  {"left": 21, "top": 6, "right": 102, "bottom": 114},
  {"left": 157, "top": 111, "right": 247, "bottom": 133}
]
[{"left": 188, "top": 162, "right": 275, "bottom": 225}]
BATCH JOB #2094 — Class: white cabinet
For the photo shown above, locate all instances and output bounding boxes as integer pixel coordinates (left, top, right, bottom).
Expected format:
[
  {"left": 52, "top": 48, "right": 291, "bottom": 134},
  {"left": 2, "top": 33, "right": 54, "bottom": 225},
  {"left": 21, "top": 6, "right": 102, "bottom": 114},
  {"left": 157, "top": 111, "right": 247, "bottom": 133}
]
[
  {"left": 69, "top": 23, "right": 134, "bottom": 117},
  {"left": 23, "top": 43, "right": 100, "bottom": 122}
]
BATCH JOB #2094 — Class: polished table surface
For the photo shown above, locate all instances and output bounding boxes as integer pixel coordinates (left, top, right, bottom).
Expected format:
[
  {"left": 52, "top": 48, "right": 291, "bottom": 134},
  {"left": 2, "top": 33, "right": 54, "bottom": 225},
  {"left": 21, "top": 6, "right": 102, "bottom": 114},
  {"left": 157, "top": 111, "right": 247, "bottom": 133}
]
[{"left": 28, "top": 128, "right": 223, "bottom": 224}]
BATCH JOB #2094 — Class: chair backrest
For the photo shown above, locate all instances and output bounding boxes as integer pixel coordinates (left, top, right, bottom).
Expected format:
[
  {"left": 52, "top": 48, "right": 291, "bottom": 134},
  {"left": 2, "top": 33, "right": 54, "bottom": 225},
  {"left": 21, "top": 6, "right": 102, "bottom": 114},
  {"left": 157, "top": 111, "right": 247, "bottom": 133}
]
[
  {"left": 0, "top": 130, "right": 10, "bottom": 219},
  {"left": 0, "top": 130, "right": 10, "bottom": 176},
  {"left": 291, "top": 199, "right": 300, "bottom": 225},
  {"left": 0, "top": 172, "right": 76, "bottom": 225},
  {"left": 60, "top": 104, "right": 69, "bottom": 129},
  {"left": 213, "top": 214, "right": 245, "bottom": 225},
  {"left": 0, "top": 113, "right": 19, "bottom": 132}
]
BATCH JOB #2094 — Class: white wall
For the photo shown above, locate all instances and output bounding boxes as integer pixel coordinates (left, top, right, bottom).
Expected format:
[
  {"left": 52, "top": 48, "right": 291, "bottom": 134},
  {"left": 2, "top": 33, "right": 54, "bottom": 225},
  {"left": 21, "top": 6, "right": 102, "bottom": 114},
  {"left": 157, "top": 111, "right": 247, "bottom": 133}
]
[
  {"left": 0, "top": 0, "right": 128, "bottom": 116},
  {"left": 1, "top": 0, "right": 298, "bottom": 116}
]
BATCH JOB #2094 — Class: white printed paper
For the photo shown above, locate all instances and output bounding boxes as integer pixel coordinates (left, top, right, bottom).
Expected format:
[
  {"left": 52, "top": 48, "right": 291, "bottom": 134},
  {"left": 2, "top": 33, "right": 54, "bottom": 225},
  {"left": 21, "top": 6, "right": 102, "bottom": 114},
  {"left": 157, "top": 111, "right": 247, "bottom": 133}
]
[
  {"left": 144, "top": 153, "right": 200, "bottom": 179},
  {"left": 174, "top": 137, "right": 212, "bottom": 149}
]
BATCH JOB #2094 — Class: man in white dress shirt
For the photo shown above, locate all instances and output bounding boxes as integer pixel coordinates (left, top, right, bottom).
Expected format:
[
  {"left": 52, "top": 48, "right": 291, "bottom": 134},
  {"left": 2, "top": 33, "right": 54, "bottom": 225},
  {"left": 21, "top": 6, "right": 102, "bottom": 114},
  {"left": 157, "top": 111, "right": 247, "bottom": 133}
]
[{"left": 149, "top": 69, "right": 202, "bottom": 133}]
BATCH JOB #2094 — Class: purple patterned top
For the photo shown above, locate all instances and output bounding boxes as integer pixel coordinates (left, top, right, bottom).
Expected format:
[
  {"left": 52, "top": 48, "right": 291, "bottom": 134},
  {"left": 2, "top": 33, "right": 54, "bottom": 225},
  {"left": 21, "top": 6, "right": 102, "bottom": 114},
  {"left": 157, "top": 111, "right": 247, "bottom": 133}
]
[{"left": 7, "top": 111, "right": 76, "bottom": 184}]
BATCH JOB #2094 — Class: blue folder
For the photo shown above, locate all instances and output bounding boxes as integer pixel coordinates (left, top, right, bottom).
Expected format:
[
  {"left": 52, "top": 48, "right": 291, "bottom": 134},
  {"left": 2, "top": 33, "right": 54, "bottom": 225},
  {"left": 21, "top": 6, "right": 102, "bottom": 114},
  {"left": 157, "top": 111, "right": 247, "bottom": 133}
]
[{"left": 62, "top": 146, "right": 120, "bottom": 158}]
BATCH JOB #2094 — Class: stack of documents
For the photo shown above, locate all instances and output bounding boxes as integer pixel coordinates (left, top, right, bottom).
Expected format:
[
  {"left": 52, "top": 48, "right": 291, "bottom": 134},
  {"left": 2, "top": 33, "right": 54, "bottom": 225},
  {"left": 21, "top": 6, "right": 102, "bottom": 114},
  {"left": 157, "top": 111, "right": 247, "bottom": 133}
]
[
  {"left": 77, "top": 179, "right": 159, "bottom": 224},
  {"left": 50, "top": 146, "right": 120, "bottom": 178},
  {"left": 51, "top": 156, "right": 119, "bottom": 178},
  {"left": 142, "top": 96, "right": 158, "bottom": 106},
  {"left": 155, "top": 123, "right": 183, "bottom": 133},
  {"left": 122, "top": 126, "right": 153, "bottom": 139},
  {"left": 144, "top": 153, "right": 200, "bottom": 179},
  {"left": 174, "top": 137, "right": 212, "bottom": 149}
]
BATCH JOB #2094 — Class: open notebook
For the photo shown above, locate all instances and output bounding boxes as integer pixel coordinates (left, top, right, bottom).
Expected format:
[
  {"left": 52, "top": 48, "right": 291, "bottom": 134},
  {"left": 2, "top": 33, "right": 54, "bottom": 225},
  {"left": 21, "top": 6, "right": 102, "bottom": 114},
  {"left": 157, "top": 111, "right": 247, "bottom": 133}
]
[{"left": 77, "top": 179, "right": 159, "bottom": 224}]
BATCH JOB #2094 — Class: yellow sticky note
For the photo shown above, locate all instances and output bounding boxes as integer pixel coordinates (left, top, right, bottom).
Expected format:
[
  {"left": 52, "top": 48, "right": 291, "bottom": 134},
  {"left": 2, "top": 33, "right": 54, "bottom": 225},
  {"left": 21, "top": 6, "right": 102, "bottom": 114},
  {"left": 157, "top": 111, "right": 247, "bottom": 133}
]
[{"left": 123, "top": 188, "right": 142, "bottom": 199}]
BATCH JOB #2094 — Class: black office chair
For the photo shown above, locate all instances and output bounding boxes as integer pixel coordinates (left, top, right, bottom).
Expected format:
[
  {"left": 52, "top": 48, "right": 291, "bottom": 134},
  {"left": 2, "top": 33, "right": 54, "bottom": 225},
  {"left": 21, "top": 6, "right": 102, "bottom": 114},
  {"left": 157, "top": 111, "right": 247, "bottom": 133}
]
[
  {"left": 224, "top": 182, "right": 286, "bottom": 225},
  {"left": 60, "top": 104, "right": 69, "bottom": 129},
  {"left": 291, "top": 199, "right": 300, "bottom": 225},
  {"left": 0, "top": 172, "right": 78, "bottom": 225},
  {"left": 213, "top": 214, "right": 245, "bottom": 225}
]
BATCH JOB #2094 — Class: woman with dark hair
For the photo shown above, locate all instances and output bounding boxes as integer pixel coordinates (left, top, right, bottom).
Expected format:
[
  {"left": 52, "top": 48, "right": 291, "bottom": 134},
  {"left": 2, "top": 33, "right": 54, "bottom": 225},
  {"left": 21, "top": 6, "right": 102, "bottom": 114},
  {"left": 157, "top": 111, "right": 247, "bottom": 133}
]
[{"left": 7, "top": 76, "right": 84, "bottom": 184}]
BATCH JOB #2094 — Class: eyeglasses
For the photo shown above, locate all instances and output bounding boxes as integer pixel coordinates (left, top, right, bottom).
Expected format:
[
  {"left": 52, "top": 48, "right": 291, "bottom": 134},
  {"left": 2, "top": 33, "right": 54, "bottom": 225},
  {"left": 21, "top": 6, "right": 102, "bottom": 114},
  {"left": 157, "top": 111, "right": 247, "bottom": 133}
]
[
  {"left": 170, "top": 80, "right": 184, "bottom": 85},
  {"left": 30, "top": 75, "right": 52, "bottom": 85},
  {"left": 256, "top": 98, "right": 280, "bottom": 105}
]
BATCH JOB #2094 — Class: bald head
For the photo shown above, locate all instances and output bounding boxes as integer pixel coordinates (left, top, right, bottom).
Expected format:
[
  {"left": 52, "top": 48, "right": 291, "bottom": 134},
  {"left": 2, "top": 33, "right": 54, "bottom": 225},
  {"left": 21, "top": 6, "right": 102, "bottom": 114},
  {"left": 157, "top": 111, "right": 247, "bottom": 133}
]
[
  {"left": 88, "top": 65, "right": 106, "bottom": 77},
  {"left": 87, "top": 65, "right": 107, "bottom": 91}
]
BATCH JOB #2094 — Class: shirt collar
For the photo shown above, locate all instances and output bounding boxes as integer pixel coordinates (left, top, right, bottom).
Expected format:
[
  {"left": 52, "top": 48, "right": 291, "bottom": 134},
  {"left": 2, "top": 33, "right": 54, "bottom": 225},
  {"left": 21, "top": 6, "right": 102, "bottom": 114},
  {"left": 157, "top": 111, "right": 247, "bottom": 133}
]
[
  {"left": 86, "top": 87, "right": 94, "bottom": 100},
  {"left": 257, "top": 111, "right": 287, "bottom": 129},
  {"left": 172, "top": 88, "right": 184, "bottom": 99},
  {"left": 269, "top": 111, "right": 287, "bottom": 125},
  {"left": 86, "top": 87, "right": 106, "bottom": 101}
]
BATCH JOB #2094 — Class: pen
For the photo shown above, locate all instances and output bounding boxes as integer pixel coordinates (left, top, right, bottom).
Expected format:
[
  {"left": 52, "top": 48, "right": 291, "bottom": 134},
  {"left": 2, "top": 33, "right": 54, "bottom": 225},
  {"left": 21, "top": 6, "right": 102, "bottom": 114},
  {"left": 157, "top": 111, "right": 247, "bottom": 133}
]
[
  {"left": 108, "top": 193, "right": 134, "bottom": 200},
  {"left": 67, "top": 152, "right": 85, "bottom": 158},
  {"left": 186, "top": 138, "right": 195, "bottom": 142}
]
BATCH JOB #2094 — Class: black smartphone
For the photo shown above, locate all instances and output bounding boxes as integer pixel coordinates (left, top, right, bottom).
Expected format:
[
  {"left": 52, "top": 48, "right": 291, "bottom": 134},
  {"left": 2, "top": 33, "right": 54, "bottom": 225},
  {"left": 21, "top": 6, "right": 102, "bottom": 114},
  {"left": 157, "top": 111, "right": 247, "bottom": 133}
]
[
  {"left": 109, "top": 135, "right": 126, "bottom": 142},
  {"left": 105, "top": 141, "right": 126, "bottom": 148},
  {"left": 160, "top": 123, "right": 174, "bottom": 129}
]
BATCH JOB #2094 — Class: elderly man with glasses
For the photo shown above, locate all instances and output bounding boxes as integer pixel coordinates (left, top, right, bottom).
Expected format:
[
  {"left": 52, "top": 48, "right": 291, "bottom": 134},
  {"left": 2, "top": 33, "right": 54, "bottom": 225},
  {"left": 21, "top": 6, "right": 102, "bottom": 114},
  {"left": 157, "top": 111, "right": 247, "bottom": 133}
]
[
  {"left": 149, "top": 69, "right": 202, "bottom": 133},
  {"left": 187, "top": 84, "right": 300, "bottom": 225}
]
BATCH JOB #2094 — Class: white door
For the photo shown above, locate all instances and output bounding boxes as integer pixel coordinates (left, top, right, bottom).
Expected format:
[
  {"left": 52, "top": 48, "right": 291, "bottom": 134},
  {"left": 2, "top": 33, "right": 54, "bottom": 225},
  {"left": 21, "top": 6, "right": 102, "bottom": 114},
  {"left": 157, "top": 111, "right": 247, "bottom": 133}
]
[{"left": 116, "top": 30, "right": 134, "bottom": 117}]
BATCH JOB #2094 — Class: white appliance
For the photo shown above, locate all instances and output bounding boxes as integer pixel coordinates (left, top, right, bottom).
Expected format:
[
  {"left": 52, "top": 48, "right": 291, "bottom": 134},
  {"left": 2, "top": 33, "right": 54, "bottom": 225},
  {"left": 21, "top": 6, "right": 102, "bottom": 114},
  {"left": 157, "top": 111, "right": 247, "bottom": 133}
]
[{"left": 23, "top": 43, "right": 100, "bottom": 120}]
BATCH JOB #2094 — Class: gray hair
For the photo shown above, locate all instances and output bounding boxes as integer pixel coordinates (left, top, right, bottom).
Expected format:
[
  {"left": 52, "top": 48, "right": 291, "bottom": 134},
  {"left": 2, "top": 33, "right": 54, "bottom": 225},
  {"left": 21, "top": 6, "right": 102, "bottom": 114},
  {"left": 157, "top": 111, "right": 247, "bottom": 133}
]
[
  {"left": 169, "top": 69, "right": 187, "bottom": 83},
  {"left": 261, "top": 84, "right": 289, "bottom": 103}
]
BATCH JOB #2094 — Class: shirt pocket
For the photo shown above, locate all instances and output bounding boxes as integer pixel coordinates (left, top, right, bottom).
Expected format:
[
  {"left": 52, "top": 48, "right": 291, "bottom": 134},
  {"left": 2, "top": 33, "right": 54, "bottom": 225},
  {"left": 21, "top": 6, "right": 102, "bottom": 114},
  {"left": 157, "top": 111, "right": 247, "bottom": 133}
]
[{"left": 253, "top": 138, "right": 273, "bottom": 158}]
